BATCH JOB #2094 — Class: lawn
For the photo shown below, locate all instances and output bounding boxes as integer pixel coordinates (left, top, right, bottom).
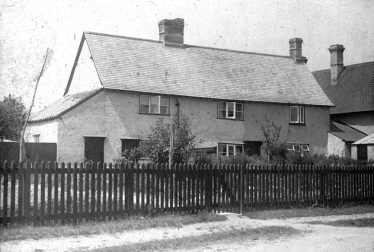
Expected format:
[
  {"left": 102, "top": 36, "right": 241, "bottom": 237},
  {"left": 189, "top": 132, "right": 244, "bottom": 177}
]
[
  {"left": 0, "top": 212, "right": 226, "bottom": 242},
  {"left": 86, "top": 226, "right": 301, "bottom": 252},
  {"left": 307, "top": 218, "right": 374, "bottom": 227},
  {"left": 245, "top": 204, "right": 374, "bottom": 219}
]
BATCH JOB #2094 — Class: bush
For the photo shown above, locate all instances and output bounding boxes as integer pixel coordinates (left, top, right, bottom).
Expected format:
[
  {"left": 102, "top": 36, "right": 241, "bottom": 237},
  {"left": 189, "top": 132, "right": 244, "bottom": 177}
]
[
  {"left": 135, "top": 114, "right": 196, "bottom": 164},
  {"left": 193, "top": 152, "right": 374, "bottom": 166}
]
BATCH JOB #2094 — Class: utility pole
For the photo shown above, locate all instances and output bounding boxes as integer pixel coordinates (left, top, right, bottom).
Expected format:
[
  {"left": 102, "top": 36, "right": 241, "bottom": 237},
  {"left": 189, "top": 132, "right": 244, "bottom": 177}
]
[{"left": 19, "top": 48, "right": 52, "bottom": 162}]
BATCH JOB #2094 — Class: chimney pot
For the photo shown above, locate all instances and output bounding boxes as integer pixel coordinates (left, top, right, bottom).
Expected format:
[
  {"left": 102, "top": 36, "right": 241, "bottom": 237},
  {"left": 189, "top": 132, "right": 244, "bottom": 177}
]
[
  {"left": 158, "top": 18, "right": 184, "bottom": 45},
  {"left": 289, "top": 38, "right": 308, "bottom": 64},
  {"left": 329, "top": 44, "right": 345, "bottom": 85}
]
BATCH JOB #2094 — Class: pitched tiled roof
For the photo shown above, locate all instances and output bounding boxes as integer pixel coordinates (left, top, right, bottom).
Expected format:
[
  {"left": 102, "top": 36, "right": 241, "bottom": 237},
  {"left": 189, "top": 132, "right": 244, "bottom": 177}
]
[
  {"left": 82, "top": 32, "right": 333, "bottom": 106},
  {"left": 353, "top": 133, "right": 374, "bottom": 145},
  {"left": 29, "top": 89, "right": 103, "bottom": 123},
  {"left": 313, "top": 62, "right": 374, "bottom": 114},
  {"left": 329, "top": 121, "right": 367, "bottom": 142}
]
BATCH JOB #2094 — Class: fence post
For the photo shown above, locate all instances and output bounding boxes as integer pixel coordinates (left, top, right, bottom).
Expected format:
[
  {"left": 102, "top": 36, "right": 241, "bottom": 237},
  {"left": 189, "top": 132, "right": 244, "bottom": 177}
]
[
  {"left": 205, "top": 164, "right": 212, "bottom": 212},
  {"left": 320, "top": 165, "right": 325, "bottom": 206},
  {"left": 2, "top": 161, "right": 9, "bottom": 225},
  {"left": 239, "top": 164, "right": 243, "bottom": 215}
]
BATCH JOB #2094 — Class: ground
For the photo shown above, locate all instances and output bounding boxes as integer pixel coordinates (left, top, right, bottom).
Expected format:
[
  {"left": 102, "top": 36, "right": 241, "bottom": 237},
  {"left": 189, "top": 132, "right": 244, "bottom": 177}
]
[{"left": 1, "top": 211, "right": 374, "bottom": 252}]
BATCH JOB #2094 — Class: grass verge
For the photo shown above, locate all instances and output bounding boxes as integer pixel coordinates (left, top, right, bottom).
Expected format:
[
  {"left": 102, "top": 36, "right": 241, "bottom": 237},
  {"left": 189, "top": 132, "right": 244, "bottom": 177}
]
[
  {"left": 245, "top": 204, "right": 374, "bottom": 219},
  {"left": 0, "top": 212, "right": 226, "bottom": 242},
  {"left": 86, "top": 226, "right": 301, "bottom": 252},
  {"left": 307, "top": 218, "right": 374, "bottom": 227}
]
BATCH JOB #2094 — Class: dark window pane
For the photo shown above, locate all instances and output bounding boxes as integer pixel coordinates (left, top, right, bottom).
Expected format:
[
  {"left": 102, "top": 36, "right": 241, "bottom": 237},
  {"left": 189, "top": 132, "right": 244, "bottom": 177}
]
[
  {"left": 300, "top": 106, "right": 305, "bottom": 123},
  {"left": 140, "top": 104, "right": 149, "bottom": 113},
  {"left": 160, "top": 106, "right": 168, "bottom": 114},
  {"left": 217, "top": 101, "right": 226, "bottom": 118},
  {"left": 121, "top": 139, "right": 140, "bottom": 154},
  {"left": 290, "top": 106, "right": 298, "bottom": 122},
  {"left": 218, "top": 144, "right": 227, "bottom": 156},
  {"left": 236, "top": 145, "right": 243, "bottom": 154}
]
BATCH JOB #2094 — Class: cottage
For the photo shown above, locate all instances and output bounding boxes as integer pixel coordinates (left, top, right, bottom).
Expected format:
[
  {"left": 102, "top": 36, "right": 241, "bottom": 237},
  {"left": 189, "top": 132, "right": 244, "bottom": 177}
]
[
  {"left": 25, "top": 18, "right": 333, "bottom": 163},
  {"left": 313, "top": 44, "right": 374, "bottom": 160}
]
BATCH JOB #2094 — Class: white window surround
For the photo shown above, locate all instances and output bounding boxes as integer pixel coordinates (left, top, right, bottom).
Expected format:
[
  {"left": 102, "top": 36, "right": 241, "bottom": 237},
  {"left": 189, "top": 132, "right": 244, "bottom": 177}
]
[
  {"left": 287, "top": 143, "right": 309, "bottom": 152},
  {"left": 218, "top": 143, "right": 244, "bottom": 156},
  {"left": 140, "top": 95, "right": 169, "bottom": 115},
  {"left": 289, "top": 105, "right": 305, "bottom": 124},
  {"left": 217, "top": 101, "right": 243, "bottom": 120}
]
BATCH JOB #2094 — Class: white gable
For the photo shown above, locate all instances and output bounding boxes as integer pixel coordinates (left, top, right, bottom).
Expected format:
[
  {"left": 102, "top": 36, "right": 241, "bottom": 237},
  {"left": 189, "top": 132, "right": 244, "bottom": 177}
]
[{"left": 67, "top": 40, "right": 102, "bottom": 95}]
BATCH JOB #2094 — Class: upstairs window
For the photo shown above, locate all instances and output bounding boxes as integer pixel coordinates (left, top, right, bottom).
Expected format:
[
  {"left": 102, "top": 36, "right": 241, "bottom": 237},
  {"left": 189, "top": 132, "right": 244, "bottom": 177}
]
[
  {"left": 217, "top": 101, "right": 243, "bottom": 120},
  {"left": 140, "top": 95, "right": 169, "bottom": 115},
  {"left": 289, "top": 105, "right": 305, "bottom": 124},
  {"left": 218, "top": 143, "right": 244, "bottom": 156}
]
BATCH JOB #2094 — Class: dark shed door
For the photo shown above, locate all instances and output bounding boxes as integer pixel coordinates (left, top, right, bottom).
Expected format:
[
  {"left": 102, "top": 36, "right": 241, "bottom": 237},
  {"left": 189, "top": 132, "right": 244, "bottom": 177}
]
[
  {"left": 84, "top": 137, "right": 105, "bottom": 163},
  {"left": 357, "top": 145, "right": 368, "bottom": 161}
]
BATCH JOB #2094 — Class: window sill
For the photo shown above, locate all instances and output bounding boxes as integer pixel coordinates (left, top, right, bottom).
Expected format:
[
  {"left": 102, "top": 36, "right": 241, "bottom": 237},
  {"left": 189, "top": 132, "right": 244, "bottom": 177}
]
[
  {"left": 139, "top": 112, "right": 170, "bottom": 116},
  {"left": 217, "top": 117, "right": 244, "bottom": 121},
  {"left": 289, "top": 123, "right": 305, "bottom": 126}
]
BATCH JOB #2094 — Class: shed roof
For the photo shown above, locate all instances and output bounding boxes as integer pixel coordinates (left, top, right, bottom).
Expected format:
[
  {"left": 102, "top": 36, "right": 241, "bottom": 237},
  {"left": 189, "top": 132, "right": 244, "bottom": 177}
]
[
  {"left": 353, "top": 133, "right": 374, "bottom": 145},
  {"left": 77, "top": 32, "right": 333, "bottom": 106},
  {"left": 329, "top": 121, "right": 367, "bottom": 142},
  {"left": 313, "top": 62, "right": 374, "bottom": 114},
  {"left": 29, "top": 89, "right": 102, "bottom": 123}
]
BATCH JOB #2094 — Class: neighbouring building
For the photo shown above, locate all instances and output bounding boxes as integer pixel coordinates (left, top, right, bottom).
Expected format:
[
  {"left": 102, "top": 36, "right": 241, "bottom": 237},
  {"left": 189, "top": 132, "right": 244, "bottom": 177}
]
[
  {"left": 25, "top": 18, "right": 333, "bottom": 163},
  {"left": 313, "top": 44, "right": 374, "bottom": 160},
  {"left": 352, "top": 133, "right": 374, "bottom": 161}
]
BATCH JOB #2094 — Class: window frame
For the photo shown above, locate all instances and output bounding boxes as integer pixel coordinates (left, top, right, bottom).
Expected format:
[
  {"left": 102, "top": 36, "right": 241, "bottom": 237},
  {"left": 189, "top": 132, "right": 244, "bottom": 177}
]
[
  {"left": 217, "top": 100, "right": 244, "bottom": 120},
  {"left": 139, "top": 94, "right": 170, "bottom": 115},
  {"left": 287, "top": 143, "right": 310, "bottom": 154},
  {"left": 217, "top": 143, "right": 244, "bottom": 156},
  {"left": 289, "top": 105, "right": 305, "bottom": 125}
]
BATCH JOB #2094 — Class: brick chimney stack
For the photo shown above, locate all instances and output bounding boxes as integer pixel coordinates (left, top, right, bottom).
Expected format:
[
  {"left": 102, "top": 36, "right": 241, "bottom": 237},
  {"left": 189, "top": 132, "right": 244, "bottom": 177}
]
[
  {"left": 158, "top": 18, "right": 184, "bottom": 45},
  {"left": 329, "top": 44, "right": 345, "bottom": 85},
  {"left": 289, "top": 38, "right": 308, "bottom": 64}
]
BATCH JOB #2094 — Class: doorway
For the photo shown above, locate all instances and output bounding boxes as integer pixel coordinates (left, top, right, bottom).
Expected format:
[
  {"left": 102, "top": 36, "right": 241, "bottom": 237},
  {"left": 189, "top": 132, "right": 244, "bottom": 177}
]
[{"left": 84, "top": 137, "right": 105, "bottom": 163}]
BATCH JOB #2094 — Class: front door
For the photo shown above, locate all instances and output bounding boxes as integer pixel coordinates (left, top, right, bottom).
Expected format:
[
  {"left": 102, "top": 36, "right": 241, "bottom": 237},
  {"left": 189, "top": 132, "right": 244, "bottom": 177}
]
[
  {"left": 357, "top": 145, "right": 368, "bottom": 161},
  {"left": 84, "top": 137, "right": 105, "bottom": 164}
]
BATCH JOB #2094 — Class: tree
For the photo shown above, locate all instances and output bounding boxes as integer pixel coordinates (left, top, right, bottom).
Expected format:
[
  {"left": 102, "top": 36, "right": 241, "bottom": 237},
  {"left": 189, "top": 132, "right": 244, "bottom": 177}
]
[
  {"left": 0, "top": 95, "right": 26, "bottom": 141},
  {"left": 258, "top": 115, "right": 287, "bottom": 163},
  {"left": 138, "top": 114, "right": 196, "bottom": 164}
]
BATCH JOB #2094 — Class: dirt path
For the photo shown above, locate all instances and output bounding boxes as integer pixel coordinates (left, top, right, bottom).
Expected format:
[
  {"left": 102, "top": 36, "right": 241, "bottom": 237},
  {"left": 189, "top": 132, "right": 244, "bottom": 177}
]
[{"left": 1, "top": 213, "right": 374, "bottom": 252}]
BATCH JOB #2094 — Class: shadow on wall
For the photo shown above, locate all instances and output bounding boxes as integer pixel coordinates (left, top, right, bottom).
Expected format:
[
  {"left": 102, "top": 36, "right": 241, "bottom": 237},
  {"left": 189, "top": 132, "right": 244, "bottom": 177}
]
[{"left": 0, "top": 142, "right": 57, "bottom": 163}]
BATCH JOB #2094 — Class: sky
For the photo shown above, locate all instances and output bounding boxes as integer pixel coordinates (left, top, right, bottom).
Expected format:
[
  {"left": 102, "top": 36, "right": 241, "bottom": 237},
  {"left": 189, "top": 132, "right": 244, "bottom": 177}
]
[{"left": 1, "top": 0, "right": 373, "bottom": 111}]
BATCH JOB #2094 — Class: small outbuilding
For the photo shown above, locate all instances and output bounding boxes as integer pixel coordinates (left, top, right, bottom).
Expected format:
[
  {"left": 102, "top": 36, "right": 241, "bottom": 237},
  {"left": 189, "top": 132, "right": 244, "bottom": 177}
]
[{"left": 352, "top": 133, "right": 374, "bottom": 161}]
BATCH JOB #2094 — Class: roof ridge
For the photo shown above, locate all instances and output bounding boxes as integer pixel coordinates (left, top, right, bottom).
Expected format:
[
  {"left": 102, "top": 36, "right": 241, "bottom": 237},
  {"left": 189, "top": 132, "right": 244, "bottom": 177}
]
[
  {"left": 84, "top": 31, "right": 292, "bottom": 59},
  {"left": 313, "top": 60, "right": 374, "bottom": 73}
]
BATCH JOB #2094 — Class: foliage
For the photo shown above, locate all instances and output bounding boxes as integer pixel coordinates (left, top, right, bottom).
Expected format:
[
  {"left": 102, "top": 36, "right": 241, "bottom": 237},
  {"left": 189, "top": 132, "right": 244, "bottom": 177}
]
[
  {"left": 192, "top": 154, "right": 267, "bottom": 165},
  {"left": 193, "top": 152, "right": 373, "bottom": 166},
  {"left": 258, "top": 115, "right": 288, "bottom": 163},
  {"left": 121, "top": 148, "right": 143, "bottom": 163},
  {"left": 0, "top": 95, "right": 26, "bottom": 141},
  {"left": 286, "top": 152, "right": 374, "bottom": 166},
  {"left": 137, "top": 114, "right": 196, "bottom": 164}
]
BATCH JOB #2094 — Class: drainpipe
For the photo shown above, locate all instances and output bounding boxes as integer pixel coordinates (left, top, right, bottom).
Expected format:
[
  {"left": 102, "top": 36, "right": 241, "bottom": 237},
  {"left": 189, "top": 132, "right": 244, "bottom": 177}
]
[{"left": 175, "top": 98, "right": 180, "bottom": 127}]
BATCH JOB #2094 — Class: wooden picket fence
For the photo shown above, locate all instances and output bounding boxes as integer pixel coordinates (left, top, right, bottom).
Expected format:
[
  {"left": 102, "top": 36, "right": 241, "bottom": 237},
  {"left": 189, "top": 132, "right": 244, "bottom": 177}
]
[{"left": 1, "top": 161, "right": 374, "bottom": 226}]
